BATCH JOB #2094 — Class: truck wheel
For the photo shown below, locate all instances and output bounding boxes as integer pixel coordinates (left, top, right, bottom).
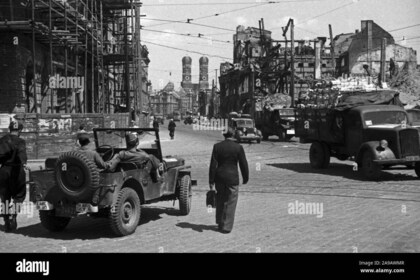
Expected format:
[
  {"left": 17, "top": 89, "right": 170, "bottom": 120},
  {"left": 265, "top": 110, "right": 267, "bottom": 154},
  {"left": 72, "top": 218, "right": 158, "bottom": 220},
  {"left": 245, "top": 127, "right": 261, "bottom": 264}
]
[
  {"left": 55, "top": 151, "right": 99, "bottom": 200},
  {"left": 257, "top": 139, "right": 261, "bottom": 144},
  {"left": 178, "top": 175, "right": 192, "bottom": 215},
  {"left": 262, "top": 132, "right": 269, "bottom": 141},
  {"left": 360, "top": 151, "right": 381, "bottom": 180},
  {"left": 414, "top": 162, "right": 420, "bottom": 177},
  {"left": 39, "top": 210, "right": 71, "bottom": 232},
  {"left": 109, "top": 188, "right": 141, "bottom": 236},
  {"left": 321, "top": 143, "right": 331, "bottom": 168},
  {"left": 310, "top": 142, "right": 328, "bottom": 169}
]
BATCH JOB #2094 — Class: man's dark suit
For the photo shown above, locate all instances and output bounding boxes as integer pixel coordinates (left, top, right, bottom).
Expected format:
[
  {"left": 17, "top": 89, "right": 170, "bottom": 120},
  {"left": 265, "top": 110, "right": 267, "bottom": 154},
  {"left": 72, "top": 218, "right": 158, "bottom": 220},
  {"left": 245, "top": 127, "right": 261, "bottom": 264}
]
[{"left": 209, "top": 139, "right": 249, "bottom": 232}]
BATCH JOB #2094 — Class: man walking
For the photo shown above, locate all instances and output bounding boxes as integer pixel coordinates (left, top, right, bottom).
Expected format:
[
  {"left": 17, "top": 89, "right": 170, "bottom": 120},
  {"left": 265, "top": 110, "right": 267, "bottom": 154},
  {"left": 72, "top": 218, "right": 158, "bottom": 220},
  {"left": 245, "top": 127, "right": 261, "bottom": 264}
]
[
  {"left": 168, "top": 119, "right": 176, "bottom": 140},
  {"left": 153, "top": 117, "right": 160, "bottom": 132},
  {"left": 0, "top": 121, "right": 28, "bottom": 232},
  {"left": 209, "top": 128, "right": 249, "bottom": 233}
]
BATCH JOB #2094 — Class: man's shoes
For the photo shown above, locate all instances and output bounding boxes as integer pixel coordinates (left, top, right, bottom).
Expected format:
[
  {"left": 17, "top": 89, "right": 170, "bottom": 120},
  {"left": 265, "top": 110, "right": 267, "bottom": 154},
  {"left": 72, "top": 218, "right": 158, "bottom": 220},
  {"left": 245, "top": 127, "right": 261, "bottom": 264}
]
[
  {"left": 4, "top": 215, "right": 17, "bottom": 232},
  {"left": 218, "top": 225, "right": 231, "bottom": 234}
]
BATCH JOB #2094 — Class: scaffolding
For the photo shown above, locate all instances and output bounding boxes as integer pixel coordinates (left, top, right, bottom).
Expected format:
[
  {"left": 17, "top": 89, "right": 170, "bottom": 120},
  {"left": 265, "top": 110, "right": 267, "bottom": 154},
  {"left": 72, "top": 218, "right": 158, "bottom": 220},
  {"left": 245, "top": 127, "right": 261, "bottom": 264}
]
[{"left": 0, "top": 0, "right": 146, "bottom": 117}]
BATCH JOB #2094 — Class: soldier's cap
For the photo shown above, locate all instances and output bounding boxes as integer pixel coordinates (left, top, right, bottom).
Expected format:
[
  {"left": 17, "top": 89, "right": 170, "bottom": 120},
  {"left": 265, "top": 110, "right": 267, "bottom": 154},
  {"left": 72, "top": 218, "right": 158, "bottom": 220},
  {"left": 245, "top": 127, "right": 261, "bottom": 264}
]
[
  {"left": 9, "top": 121, "right": 23, "bottom": 131},
  {"left": 77, "top": 132, "right": 90, "bottom": 141},
  {"left": 125, "top": 132, "right": 138, "bottom": 146}
]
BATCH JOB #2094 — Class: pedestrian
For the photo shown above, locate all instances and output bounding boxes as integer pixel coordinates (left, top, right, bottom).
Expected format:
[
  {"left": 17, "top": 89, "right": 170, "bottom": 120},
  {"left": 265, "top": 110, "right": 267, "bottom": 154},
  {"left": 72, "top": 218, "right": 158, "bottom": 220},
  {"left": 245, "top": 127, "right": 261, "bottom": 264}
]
[
  {"left": 0, "top": 121, "right": 28, "bottom": 232},
  {"left": 168, "top": 119, "right": 176, "bottom": 140},
  {"left": 153, "top": 117, "right": 160, "bottom": 132},
  {"left": 76, "top": 124, "right": 86, "bottom": 148},
  {"left": 209, "top": 128, "right": 249, "bottom": 233}
]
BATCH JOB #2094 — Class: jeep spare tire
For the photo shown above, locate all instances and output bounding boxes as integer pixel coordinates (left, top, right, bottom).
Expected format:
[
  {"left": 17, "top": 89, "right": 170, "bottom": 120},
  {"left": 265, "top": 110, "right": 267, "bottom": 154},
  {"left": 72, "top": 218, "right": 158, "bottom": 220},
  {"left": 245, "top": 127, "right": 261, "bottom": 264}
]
[{"left": 55, "top": 151, "right": 100, "bottom": 200}]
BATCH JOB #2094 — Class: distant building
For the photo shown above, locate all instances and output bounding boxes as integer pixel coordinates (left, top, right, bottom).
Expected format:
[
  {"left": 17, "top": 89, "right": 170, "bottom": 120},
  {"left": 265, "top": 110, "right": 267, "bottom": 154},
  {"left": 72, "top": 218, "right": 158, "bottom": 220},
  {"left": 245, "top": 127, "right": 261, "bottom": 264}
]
[
  {"left": 149, "top": 81, "right": 181, "bottom": 116},
  {"left": 180, "top": 56, "right": 210, "bottom": 115},
  {"left": 334, "top": 20, "right": 417, "bottom": 76}
]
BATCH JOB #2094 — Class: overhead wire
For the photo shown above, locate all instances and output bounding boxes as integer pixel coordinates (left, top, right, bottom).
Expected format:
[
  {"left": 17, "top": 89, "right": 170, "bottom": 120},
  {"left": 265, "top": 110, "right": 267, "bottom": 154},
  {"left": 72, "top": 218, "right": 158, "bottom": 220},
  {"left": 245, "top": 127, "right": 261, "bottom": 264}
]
[{"left": 142, "top": 40, "right": 233, "bottom": 60}]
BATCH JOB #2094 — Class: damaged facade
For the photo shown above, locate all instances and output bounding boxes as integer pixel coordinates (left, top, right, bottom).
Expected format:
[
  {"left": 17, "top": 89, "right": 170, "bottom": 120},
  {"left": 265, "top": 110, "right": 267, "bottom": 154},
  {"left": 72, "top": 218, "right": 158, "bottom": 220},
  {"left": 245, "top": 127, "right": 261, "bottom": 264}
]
[
  {"left": 334, "top": 20, "right": 417, "bottom": 77},
  {"left": 218, "top": 24, "right": 334, "bottom": 118}
]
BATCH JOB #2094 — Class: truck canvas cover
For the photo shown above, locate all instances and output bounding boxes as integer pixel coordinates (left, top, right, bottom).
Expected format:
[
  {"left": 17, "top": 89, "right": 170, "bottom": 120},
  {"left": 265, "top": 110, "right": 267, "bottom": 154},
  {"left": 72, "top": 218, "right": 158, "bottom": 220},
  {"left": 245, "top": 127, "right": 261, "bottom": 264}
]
[{"left": 335, "top": 90, "right": 403, "bottom": 111}]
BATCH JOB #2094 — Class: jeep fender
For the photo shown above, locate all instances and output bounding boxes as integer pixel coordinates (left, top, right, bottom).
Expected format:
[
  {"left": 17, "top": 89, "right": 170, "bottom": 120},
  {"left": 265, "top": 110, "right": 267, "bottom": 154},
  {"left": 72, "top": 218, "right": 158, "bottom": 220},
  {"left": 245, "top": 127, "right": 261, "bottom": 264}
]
[
  {"left": 103, "top": 176, "right": 145, "bottom": 206},
  {"left": 356, "top": 141, "right": 396, "bottom": 165}
]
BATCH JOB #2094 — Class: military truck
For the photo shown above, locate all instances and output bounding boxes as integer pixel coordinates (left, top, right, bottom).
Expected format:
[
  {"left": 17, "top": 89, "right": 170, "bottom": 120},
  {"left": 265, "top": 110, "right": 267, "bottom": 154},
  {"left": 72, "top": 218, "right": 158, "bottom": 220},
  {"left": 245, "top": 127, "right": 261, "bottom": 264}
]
[
  {"left": 295, "top": 89, "right": 420, "bottom": 180},
  {"left": 255, "top": 108, "right": 295, "bottom": 141}
]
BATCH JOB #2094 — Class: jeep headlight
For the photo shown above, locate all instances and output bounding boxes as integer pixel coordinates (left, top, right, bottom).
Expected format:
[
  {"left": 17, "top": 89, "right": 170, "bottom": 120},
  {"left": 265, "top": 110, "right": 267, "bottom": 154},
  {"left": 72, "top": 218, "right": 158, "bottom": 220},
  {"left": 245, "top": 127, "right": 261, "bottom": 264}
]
[{"left": 238, "top": 130, "right": 243, "bottom": 136}]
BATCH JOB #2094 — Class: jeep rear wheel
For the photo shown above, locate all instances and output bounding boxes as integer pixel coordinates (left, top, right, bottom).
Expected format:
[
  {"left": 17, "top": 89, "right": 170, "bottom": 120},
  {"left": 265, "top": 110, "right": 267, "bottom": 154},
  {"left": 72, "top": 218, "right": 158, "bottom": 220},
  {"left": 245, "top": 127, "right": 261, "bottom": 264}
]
[
  {"left": 55, "top": 151, "right": 99, "bottom": 200},
  {"left": 39, "top": 210, "right": 71, "bottom": 232},
  {"left": 109, "top": 188, "right": 141, "bottom": 236},
  {"left": 178, "top": 175, "right": 192, "bottom": 215},
  {"left": 360, "top": 151, "right": 381, "bottom": 180},
  {"left": 309, "top": 142, "right": 329, "bottom": 169}
]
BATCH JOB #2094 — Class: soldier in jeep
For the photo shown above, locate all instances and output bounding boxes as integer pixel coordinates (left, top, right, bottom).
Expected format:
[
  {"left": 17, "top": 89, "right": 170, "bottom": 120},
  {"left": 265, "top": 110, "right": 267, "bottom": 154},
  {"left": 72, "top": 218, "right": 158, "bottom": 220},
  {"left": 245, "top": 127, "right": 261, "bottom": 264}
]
[
  {"left": 106, "top": 133, "right": 161, "bottom": 182},
  {"left": 76, "top": 133, "right": 109, "bottom": 170}
]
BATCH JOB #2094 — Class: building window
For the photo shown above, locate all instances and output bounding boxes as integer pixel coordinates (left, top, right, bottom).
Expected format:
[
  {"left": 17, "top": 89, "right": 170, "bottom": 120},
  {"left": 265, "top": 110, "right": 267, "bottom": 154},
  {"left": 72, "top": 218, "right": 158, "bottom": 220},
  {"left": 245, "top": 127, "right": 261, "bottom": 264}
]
[{"left": 298, "top": 63, "right": 304, "bottom": 68}]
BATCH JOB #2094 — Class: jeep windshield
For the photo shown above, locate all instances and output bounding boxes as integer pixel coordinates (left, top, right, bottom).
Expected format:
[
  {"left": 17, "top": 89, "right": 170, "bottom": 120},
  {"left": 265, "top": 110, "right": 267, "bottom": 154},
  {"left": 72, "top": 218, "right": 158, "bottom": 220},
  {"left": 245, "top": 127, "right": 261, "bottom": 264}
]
[
  {"left": 363, "top": 111, "right": 408, "bottom": 127},
  {"left": 96, "top": 129, "right": 158, "bottom": 150},
  {"left": 235, "top": 119, "right": 254, "bottom": 128}
]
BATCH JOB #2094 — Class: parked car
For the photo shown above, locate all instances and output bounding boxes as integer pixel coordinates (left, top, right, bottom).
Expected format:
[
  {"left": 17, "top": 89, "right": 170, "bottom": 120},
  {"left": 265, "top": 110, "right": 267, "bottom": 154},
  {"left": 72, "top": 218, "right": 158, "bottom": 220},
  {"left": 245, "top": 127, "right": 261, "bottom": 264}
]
[
  {"left": 184, "top": 116, "right": 193, "bottom": 125},
  {"left": 228, "top": 113, "right": 262, "bottom": 144},
  {"left": 29, "top": 128, "right": 197, "bottom": 236}
]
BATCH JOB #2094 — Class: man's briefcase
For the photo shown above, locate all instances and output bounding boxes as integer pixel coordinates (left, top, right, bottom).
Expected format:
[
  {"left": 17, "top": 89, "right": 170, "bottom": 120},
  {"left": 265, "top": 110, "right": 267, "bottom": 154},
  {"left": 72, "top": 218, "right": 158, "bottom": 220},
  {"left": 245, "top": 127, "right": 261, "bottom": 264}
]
[{"left": 206, "top": 190, "right": 216, "bottom": 208}]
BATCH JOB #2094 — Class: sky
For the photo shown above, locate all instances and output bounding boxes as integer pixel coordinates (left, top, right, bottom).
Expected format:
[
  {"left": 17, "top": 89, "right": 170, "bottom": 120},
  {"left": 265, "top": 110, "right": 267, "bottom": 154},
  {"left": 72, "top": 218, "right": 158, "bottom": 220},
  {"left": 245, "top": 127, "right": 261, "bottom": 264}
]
[{"left": 140, "top": 0, "right": 420, "bottom": 91}]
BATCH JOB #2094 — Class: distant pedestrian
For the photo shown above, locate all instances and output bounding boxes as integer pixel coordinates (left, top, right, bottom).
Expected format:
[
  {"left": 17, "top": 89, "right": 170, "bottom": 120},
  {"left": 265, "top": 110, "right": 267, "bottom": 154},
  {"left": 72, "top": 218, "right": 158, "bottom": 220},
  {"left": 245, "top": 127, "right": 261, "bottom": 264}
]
[
  {"left": 76, "top": 124, "right": 87, "bottom": 148},
  {"left": 168, "top": 119, "right": 176, "bottom": 140},
  {"left": 0, "top": 121, "right": 28, "bottom": 232},
  {"left": 153, "top": 117, "right": 160, "bottom": 132},
  {"left": 209, "top": 128, "right": 249, "bottom": 233}
]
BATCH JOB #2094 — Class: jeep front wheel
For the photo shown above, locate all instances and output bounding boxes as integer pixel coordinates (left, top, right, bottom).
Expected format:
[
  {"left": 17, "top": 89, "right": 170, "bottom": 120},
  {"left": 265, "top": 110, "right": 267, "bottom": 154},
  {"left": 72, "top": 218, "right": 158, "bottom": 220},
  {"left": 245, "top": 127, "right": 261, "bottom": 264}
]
[
  {"left": 39, "top": 210, "right": 71, "bottom": 232},
  {"left": 360, "top": 151, "right": 381, "bottom": 180},
  {"left": 178, "top": 175, "right": 192, "bottom": 215},
  {"left": 109, "top": 188, "right": 141, "bottom": 236}
]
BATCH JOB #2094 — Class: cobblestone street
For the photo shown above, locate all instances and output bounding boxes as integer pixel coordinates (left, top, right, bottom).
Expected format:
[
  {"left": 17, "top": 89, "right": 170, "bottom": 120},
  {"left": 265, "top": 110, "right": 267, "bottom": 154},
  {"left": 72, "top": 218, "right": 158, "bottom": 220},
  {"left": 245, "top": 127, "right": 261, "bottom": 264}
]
[{"left": 1, "top": 123, "right": 419, "bottom": 253}]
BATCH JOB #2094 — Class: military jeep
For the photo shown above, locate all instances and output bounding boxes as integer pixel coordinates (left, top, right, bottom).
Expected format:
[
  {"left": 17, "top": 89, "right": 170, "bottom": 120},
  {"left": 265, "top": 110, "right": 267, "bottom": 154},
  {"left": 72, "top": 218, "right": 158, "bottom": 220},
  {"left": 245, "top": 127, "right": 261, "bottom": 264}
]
[{"left": 29, "top": 128, "right": 197, "bottom": 236}]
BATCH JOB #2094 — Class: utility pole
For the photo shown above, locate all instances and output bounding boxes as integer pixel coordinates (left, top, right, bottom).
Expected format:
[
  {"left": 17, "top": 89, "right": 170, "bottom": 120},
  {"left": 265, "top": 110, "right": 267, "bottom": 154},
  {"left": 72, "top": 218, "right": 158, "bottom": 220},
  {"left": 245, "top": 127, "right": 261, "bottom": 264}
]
[
  {"left": 380, "top": 38, "right": 387, "bottom": 86},
  {"left": 135, "top": 3, "right": 143, "bottom": 124},
  {"left": 329, "top": 24, "right": 336, "bottom": 76},
  {"left": 283, "top": 18, "right": 295, "bottom": 107}
]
